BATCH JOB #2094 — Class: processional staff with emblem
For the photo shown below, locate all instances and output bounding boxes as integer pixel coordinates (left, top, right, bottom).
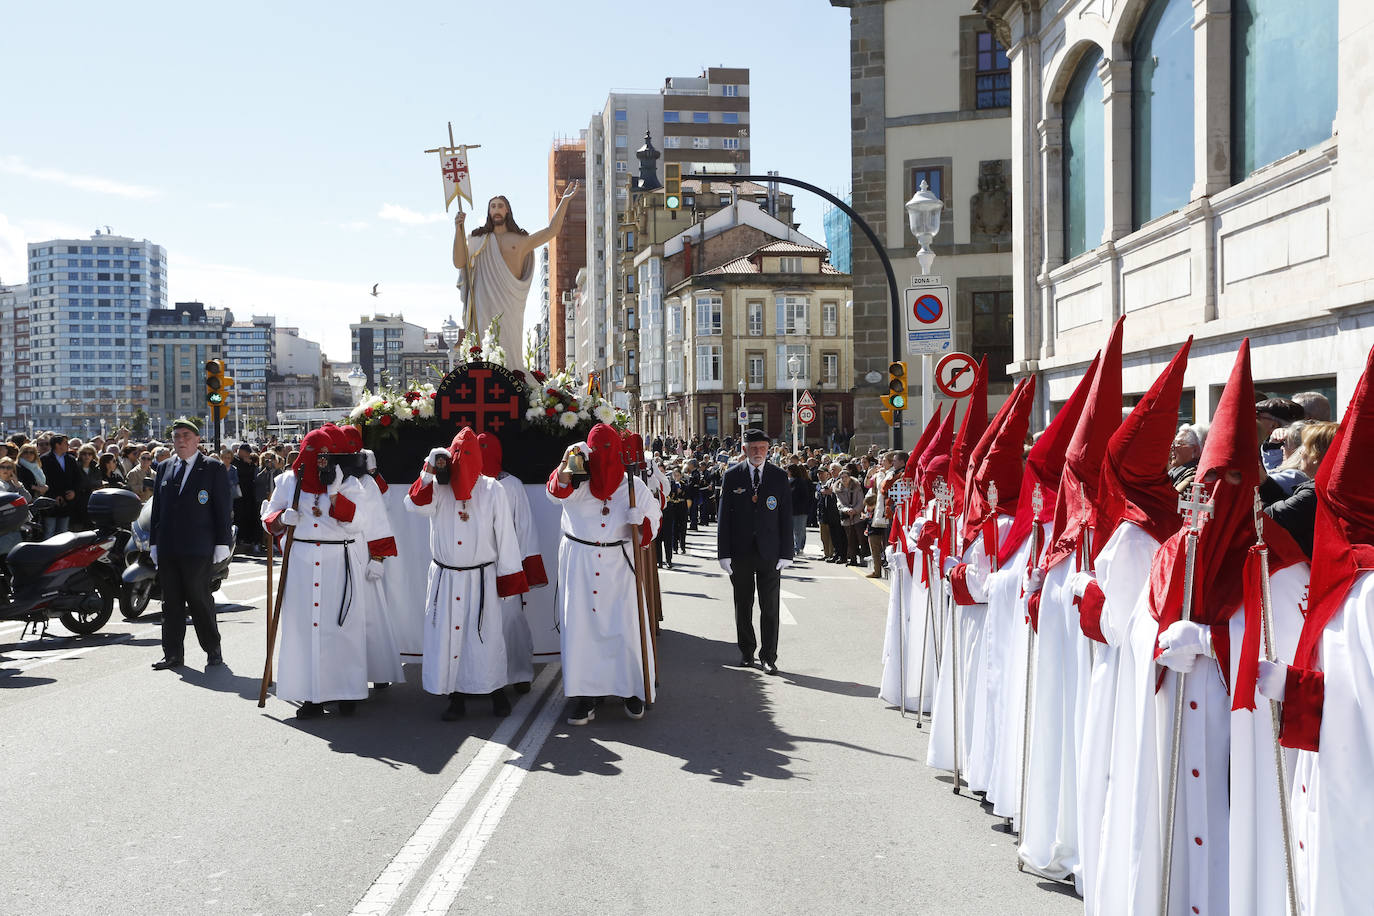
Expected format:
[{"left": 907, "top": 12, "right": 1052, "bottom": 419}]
[{"left": 423, "top": 122, "right": 481, "bottom": 331}]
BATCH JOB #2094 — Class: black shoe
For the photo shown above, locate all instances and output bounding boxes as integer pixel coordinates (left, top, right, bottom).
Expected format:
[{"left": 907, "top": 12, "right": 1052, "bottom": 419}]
[
  {"left": 206, "top": 651, "right": 223, "bottom": 666},
  {"left": 739, "top": 655, "right": 756, "bottom": 668},
  {"left": 567, "top": 697, "right": 596, "bottom": 726},
  {"left": 372, "top": 682, "right": 391, "bottom": 690},
  {"left": 441, "top": 694, "right": 465, "bottom": 721},
  {"left": 337, "top": 700, "right": 358, "bottom": 717},
  {"left": 296, "top": 701, "right": 325, "bottom": 719},
  {"left": 624, "top": 696, "right": 645, "bottom": 719},
  {"left": 491, "top": 688, "right": 511, "bottom": 717},
  {"left": 151, "top": 657, "right": 183, "bottom": 670},
  {"left": 513, "top": 681, "right": 532, "bottom": 695},
  {"left": 763, "top": 661, "right": 779, "bottom": 675}
]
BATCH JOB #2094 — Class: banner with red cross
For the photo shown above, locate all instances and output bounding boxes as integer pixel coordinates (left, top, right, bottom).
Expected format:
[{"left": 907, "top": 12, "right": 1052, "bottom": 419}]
[{"left": 441, "top": 148, "right": 473, "bottom": 211}]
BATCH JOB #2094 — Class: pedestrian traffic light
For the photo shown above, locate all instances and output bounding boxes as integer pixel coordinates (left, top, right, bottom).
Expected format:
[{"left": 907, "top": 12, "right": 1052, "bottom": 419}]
[
  {"left": 204, "top": 359, "right": 235, "bottom": 422},
  {"left": 664, "top": 163, "right": 681, "bottom": 210},
  {"left": 880, "top": 360, "right": 908, "bottom": 426}
]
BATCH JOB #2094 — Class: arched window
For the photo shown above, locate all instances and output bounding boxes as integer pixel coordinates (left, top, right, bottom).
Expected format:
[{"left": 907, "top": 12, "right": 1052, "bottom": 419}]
[
  {"left": 1062, "top": 48, "right": 1106, "bottom": 261},
  {"left": 1132, "top": 0, "right": 1194, "bottom": 228},
  {"left": 1232, "top": 0, "right": 1338, "bottom": 181}
]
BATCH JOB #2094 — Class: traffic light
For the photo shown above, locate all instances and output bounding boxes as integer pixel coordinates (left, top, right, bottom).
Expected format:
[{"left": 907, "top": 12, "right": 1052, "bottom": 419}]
[
  {"left": 204, "top": 359, "right": 235, "bottom": 422},
  {"left": 880, "top": 360, "right": 908, "bottom": 427},
  {"left": 664, "top": 163, "right": 681, "bottom": 210}
]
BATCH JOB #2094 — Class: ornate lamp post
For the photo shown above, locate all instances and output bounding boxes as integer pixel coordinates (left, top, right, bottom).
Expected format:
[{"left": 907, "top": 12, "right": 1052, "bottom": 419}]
[
  {"left": 441, "top": 315, "right": 461, "bottom": 373},
  {"left": 905, "top": 179, "right": 945, "bottom": 424},
  {"left": 788, "top": 354, "right": 802, "bottom": 454},
  {"left": 346, "top": 365, "right": 366, "bottom": 406}
]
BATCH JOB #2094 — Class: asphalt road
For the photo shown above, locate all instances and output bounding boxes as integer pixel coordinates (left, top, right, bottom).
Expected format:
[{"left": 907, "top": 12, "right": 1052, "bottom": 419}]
[{"left": 0, "top": 528, "right": 1079, "bottom": 916}]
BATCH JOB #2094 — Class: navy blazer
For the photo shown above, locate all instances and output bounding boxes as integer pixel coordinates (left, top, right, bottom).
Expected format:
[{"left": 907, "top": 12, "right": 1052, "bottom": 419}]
[
  {"left": 717, "top": 460, "right": 793, "bottom": 564},
  {"left": 149, "top": 453, "right": 233, "bottom": 558}
]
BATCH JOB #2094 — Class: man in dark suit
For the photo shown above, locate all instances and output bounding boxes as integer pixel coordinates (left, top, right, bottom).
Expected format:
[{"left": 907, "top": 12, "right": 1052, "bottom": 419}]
[
  {"left": 39, "top": 434, "right": 81, "bottom": 537},
  {"left": 147, "top": 417, "right": 234, "bottom": 670},
  {"left": 717, "top": 428, "right": 793, "bottom": 673}
]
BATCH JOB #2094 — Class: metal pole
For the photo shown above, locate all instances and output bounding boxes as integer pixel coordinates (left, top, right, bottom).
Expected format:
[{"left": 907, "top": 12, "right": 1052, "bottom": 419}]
[
  {"left": 688, "top": 172, "right": 904, "bottom": 449},
  {"left": 791, "top": 371, "right": 799, "bottom": 455}
]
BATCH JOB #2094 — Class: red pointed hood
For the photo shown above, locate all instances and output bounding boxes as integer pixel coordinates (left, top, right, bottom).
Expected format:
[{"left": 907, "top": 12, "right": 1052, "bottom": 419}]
[
  {"left": 960, "top": 376, "right": 1023, "bottom": 528},
  {"left": 1099, "top": 337, "right": 1192, "bottom": 546},
  {"left": 1148, "top": 339, "right": 1305, "bottom": 633},
  {"left": 916, "top": 404, "right": 957, "bottom": 498},
  {"left": 920, "top": 454, "right": 952, "bottom": 504},
  {"left": 1043, "top": 317, "right": 1125, "bottom": 571},
  {"left": 477, "top": 432, "right": 503, "bottom": 478},
  {"left": 448, "top": 427, "right": 482, "bottom": 500},
  {"left": 621, "top": 432, "right": 646, "bottom": 472},
  {"left": 949, "top": 356, "right": 989, "bottom": 518},
  {"left": 340, "top": 425, "right": 363, "bottom": 453},
  {"left": 964, "top": 378, "right": 1035, "bottom": 544},
  {"left": 903, "top": 405, "right": 943, "bottom": 481},
  {"left": 586, "top": 423, "right": 624, "bottom": 501},
  {"left": 293, "top": 428, "right": 333, "bottom": 495},
  {"left": 999, "top": 352, "right": 1100, "bottom": 565},
  {"left": 1292, "top": 343, "right": 1374, "bottom": 671}
]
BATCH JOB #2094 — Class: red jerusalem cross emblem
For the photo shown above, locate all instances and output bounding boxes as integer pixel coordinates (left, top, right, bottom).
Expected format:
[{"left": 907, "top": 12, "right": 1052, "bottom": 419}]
[
  {"left": 437, "top": 364, "right": 524, "bottom": 434},
  {"left": 443, "top": 156, "right": 468, "bottom": 184}
]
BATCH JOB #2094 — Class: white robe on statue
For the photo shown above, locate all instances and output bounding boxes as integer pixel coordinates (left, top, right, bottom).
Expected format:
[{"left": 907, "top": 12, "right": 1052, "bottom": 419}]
[
  {"left": 463, "top": 232, "right": 532, "bottom": 364},
  {"left": 355, "top": 474, "right": 406, "bottom": 685},
  {"left": 1287, "top": 571, "right": 1374, "bottom": 915},
  {"left": 879, "top": 509, "right": 935, "bottom": 712},
  {"left": 1077, "top": 522, "right": 1160, "bottom": 914},
  {"left": 264, "top": 472, "right": 371, "bottom": 703},
  {"left": 980, "top": 535, "right": 1035, "bottom": 820},
  {"left": 1228, "top": 563, "right": 1308, "bottom": 916},
  {"left": 492, "top": 471, "right": 540, "bottom": 686},
  {"left": 405, "top": 475, "right": 526, "bottom": 696},
  {"left": 548, "top": 474, "right": 661, "bottom": 702}
]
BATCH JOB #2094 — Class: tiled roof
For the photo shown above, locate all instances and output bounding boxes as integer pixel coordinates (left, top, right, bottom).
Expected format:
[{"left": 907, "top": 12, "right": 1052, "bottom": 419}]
[{"left": 753, "top": 240, "right": 829, "bottom": 256}]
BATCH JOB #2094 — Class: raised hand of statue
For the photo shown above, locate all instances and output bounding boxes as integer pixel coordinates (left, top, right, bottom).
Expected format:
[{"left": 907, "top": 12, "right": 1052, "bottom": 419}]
[
  {"left": 562, "top": 180, "right": 579, "bottom": 202},
  {"left": 454, "top": 210, "right": 466, "bottom": 229}
]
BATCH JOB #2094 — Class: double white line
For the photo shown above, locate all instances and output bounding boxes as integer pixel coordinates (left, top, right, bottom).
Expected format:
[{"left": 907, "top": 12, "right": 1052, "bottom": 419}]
[{"left": 351, "top": 663, "right": 565, "bottom": 916}]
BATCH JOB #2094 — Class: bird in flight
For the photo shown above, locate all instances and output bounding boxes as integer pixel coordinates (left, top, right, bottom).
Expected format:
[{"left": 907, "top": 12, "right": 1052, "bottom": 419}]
[{"left": 370, "top": 283, "right": 380, "bottom": 297}]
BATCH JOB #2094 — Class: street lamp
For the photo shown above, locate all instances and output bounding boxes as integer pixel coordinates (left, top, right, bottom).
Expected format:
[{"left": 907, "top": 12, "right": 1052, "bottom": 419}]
[
  {"left": 787, "top": 354, "right": 802, "bottom": 455},
  {"left": 738, "top": 377, "right": 746, "bottom": 437},
  {"left": 905, "top": 179, "right": 944, "bottom": 277},
  {"left": 441, "top": 315, "right": 461, "bottom": 372},
  {"left": 346, "top": 365, "right": 366, "bottom": 406}
]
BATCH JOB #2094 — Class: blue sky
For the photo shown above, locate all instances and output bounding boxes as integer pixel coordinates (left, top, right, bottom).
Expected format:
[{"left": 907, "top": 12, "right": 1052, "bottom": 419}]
[{"left": 0, "top": 0, "right": 852, "bottom": 363}]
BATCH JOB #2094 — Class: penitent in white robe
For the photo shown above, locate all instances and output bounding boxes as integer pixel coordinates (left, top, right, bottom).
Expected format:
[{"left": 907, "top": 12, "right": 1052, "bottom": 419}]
[
  {"left": 491, "top": 470, "right": 540, "bottom": 686},
  {"left": 1076, "top": 522, "right": 1160, "bottom": 914},
  {"left": 405, "top": 475, "right": 526, "bottom": 696},
  {"left": 548, "top": 474, "right": 661, "bottom": 702},
  {"left": 1287, "top": 570, "right": 1374, "bottom": 915},
  {"left": 263, "top": 472, "right": 371, "bottom": 703},
  {"left": 959, "top": 517, "right": 1015, "bottom": 794},
  {"left": 980, "top": 535, "right": 1035, "bottom": 820},
  {"left": 879, "top": 508, "right": 936, "bottom": 712},
  {"left": 355, "top": 474, "right": 406, "bottom": 685},
  {"left": 1227, "top": 563, "right": 1308, "bottom": 916}
]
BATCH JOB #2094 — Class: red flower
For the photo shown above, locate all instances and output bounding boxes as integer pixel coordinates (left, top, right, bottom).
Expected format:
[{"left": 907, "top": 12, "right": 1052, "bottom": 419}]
[
  {"left": 469, "top": 346, "right": 482, "bottom": 355},
  {"left": 411, "top": 408, "right": 419, "bottom": 417},
  {"left": 364, "top": 407, "right": 374, "bottom": 417},
  {"left": 532, "top": 370, "right": 547, "bottom": 383},
  {"left": 380, "top": 414, "right": 393, "bottom": 427},
  {"left": 545, "top": 408, "right": 556, "bottom": 417},
  {"left": 568, "top": 401, "right": 579, "bottom": 411},
  {"left": 429, "top": 392, "right": 436, "bottom": 399},
  {"left": 546, "top": 387, "right": 558, "bottom": 397}
]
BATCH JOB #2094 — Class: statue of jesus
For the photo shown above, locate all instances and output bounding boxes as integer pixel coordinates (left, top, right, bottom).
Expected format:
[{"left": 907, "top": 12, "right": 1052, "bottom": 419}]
[{"left": 452, "top": 182, "right": 579, "bottom": 368}]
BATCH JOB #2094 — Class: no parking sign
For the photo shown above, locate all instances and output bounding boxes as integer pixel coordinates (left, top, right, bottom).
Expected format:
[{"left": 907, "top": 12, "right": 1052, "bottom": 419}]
[{"left": 903, "top": 283, "right": 952, "bottom": 354}]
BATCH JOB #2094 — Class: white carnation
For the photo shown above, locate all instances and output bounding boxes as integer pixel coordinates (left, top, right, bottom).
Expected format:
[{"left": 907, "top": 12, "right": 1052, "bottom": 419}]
[
  {"left": 594, "top": 404, "right": 616, "bottom": 424},
  {"left": 558, "top": 410, "right": 580, "bottom": 429},
  {"left": 525, "top": 407, "right": 542, "bottom": 421},
  {"left": 554, "top": 403, "right": 565, "bottom": 413}
]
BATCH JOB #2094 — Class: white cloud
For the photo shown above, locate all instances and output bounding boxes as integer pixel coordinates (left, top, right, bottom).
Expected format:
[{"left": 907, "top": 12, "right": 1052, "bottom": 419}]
[
  {"left": 0, "top": 214, "right": 94, "bottom": 285},
  {"left": 0, "top": 155, "right": 161, "bottom": 200},
  {"left": 377, "top": 203, "right": 445, "bottom": 225}
]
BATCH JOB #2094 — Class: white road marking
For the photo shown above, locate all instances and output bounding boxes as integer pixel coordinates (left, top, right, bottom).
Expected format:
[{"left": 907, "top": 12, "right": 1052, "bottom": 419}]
[
  {"left": 778, "top": 594, "right": 798, "bottom": 626},
  {"left": 3, "top": 636, "right": 131, "bottom": 674},
  {"left": 349, "top": 664, "right": 559, "bottom": 916},
  {"left": 403, "top": 670, "right": 565, "bottom": 916}
]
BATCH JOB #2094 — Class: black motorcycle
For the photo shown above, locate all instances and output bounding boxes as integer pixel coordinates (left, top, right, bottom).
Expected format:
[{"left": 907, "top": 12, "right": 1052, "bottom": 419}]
[
  {"left": 0, "top": 488, "right": 139, "bottom": 636},
  {"left": 119, "top": 500, "right": 235, "bottom": 619}
]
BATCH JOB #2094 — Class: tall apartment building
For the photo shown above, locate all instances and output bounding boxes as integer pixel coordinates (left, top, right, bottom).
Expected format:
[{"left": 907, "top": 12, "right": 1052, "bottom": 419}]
[
  {"left": 350, "top": 314, "right": 427, "bottom": 389},
  {"left": 578, "top": 67, "right": 752, "bottom": 383},
  {"left": 224, "top": 315, "right": 275, "bottom": 438},
  {"left": 25, "top": 230, "right": 165, "bottom": 435},
  {"left": 975, "top": 0, "right": 1372, "bottom": 426},
  {"left": 0, "top": 282, "right": 31, "bottom": 432},
  {"left": 833, "top": 0, "right": 1015, "bottom": 450},
  {"left": 269, "top": 326, "right": 326, "bottom": 425},
  {"left": 547, "top": 137, "right": 586, "bottom": 372},
  {"left": 147, "top": 302, "right": 230, "bottom": 434}
]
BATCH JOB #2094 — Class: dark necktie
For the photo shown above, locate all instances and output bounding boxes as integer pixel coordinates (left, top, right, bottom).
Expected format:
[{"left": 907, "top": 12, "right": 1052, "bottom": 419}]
[
  {"left": 174, "top": 459, "right": 187, "bottom": 493},
  {"left": 753, "top": 466, "right": 760, "bottom": 490}
]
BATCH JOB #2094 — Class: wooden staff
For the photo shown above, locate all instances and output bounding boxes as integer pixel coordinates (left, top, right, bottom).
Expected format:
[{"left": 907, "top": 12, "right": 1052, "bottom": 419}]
[
  {"left": 1016, "top": 482, "right": 1044, "bottom": 852},
  {"left": 625, "top": 472, "right": 654, "bottom": 708},
  {"left": 258, "top": 478, "right": 302, "bottom": 707}
]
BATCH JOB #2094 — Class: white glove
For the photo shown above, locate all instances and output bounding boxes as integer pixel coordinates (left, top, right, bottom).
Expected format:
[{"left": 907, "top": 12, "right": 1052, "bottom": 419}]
[
  {"left": 363, "top": 449, "right": 377, "bottom": 472},
  {"left": 365, "top": 559, "right": 385, "bottom": 582},
  {"left": 885, "top": 545, "right": 898, "bottom": 565},
  {"left": 426, "top": 447, "right": 450, "bottom": 472},
  {"left": 325, "top": 465, "right": 344, "bottom": 497},
  {"left": 1256, "top": 660, "right": 1289, "bottom": 702},
  {"left": 1020, "top": 567, "right": 1044, "bottom": 594},
  {"left": 776, "top": 559, "right": 791, "bottom": 571},
  {"left": 719, "top": 558, "right": 733, "bottom": 575},
  {"left": 212, "top": 545, "right": 230, "bottom": 564},
  {"left": 626, "top": 508, "right": 648, "bottom": 527},
  {"left": 1156, "top": 620, "right": 1214, "bottom": 673},
  {"left": 280, "top": 507, "right": 301, "bottom": 527},
  {"left": 149, "top": 546, "right": 159, "bottom": 567},
  {"left": 941, "top": 556, "right": 959, "bottom": 578},
  {"left": 1069, "top": 571, "right": 1096, "bottom": 598},
  {"left": 418, "top": 471, "right": 435, "bottom": 486}
]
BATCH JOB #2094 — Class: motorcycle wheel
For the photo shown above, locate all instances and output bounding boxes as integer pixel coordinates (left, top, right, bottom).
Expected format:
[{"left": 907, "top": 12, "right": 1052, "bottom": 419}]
[
  {"left": 120, "top": 578, "right": 154, "bottom": 620},
  {"left": 61, "top": 568, "right": 116, "bottom": 635}
]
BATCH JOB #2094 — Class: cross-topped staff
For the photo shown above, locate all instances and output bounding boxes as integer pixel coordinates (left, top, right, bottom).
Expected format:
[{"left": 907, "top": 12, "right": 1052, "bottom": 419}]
[
  {"left": 422, "top": 121, "right": 481, "bottom": 213},
  {"left": 1252, "top": 487, "right": 1300, "bottom": 916},
  {"left": 890, "top": 477, "right": 914, "bottom": 719},
  {"left": 1017, "top": 481, "right": 1045, "bottom": 851},
  {"left": 1079, "top": 480, "right": 1095, "bottom": 575},
  {"left": 1160, "top": 479, "right": 1215, "bottom": 916},
  {"left": 987, "top": 480, "right": 1001, "bottom": 574},
  {"left": 933, "top": 475, "right": 964, "bottom": 795}
]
